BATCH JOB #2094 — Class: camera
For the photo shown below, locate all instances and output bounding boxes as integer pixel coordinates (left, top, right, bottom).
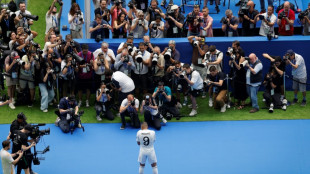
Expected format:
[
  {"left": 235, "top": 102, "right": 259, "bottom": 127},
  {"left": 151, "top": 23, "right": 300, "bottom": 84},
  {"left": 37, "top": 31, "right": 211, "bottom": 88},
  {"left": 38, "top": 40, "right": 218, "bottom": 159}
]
[
  {"left": 152, "top": 53, "right": 158, "bottom": 65},
  {"left": 239, "top": 5, "right": 250, "bottom": 17},
  {"left": 128, "top": 1, "right": 134, "bottom": 8},
  {"left": 186, "top": 13, "right": 195, "bottom": 23},
  {"left": 193, "top": 40, "right": 199, "bottom": 47},
  {"left": 21, "top": 13, "right": 39, "bottom": 21},
  {"left": 278, "top": 11, "right": 287, "bottom": 20},
  {"left": 70, "top": 40, "right": 76, "bottom": 48},
  {"left": 127, "top": 43, "right": 133, "bottom": 53},
  {"left": 36, "top": 48, "right": 43, "bottom": 55},
  {"left": 179, "top": 71, "right": 186, "bottom": 79},
  {"left": 95, "top": 34, "right": 102, "bottom": 42},
  {"left": 259, "top": 15, "right": 265, "bottom": 20},
  {"left": 283, "top": 54, "right": 290, "bottom": 61},
  {"left": 51, "top": 52, "right": 58, "bottom": 59},
  {"left": 240, "top": 60, "right": 248, "bottom": 67},
  {"left": 131, "top": 100, "right": 135, "bottom": 106},
  {"left": 152, "top": 23, "right": 157, "bottom": 30},
  {"left": 30, "top": 40, "right": 39, "bottom": 47},
  {"left": 158, "top": 88, "right": 164, "bottom": 94},
  {"left": 115, "top": 0, "right": 123, "bottom": 6},
  {"left": 29, "top": 124, "right": 50, "bottom": 139},
  {"left": 75, "top": 10, "right": 82, "bottom": 16},
  {"left": 138, "top": 19, "right": 144, "bottom": 26},
  {"left": 53, "top": 27, "right": 60, "bottom": 35},
  {"left": 298, "top": 9, "right": 309, "bottom": 20},
  {"left": 226, "top": 47, "right": 233, "bottom": 56},
  {"left": 203, "top": 79, "right": 211, "bottom": 86},
  {"left": 135, "top": 50, "right": 143, "bottom": 63},
  {"left": 145, "top": 95, "right": 150, "bottom": 106},
  {"left": 24, "top": 27, "right": 31, "bottom": 35},
  {"left": 57, "top": 0, "right": 63, "bottom": 6},
  {"left": 123, "top": 55, "right": 129, "bottom": 63},
  {"left": 72, "top": 52, "right": 85, "bottom": 64},
  {"left": 164, "top": 47, "right": 172, "bottom": 60},
  {"left": 16, "top": 58, "right": 25, "bottom": 66},
  {"left": 220, "top": 17, "right": 228, "bottom": 24}
]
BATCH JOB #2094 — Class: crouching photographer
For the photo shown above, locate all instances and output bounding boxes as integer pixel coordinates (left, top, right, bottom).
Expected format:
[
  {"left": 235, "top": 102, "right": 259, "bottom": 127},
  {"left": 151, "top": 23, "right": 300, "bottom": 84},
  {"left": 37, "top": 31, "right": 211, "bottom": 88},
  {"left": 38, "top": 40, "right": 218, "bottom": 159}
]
[
  {"left": 140, "top": 94, "right": 167, "bottom": 130},
  {"left": 152, "top": 81, "right": 180, "bottom": 120},
  {"left": 56, "top": 95, "right": 83, "bottom": 133},
  {"left": 119, "top": 94, "right": 140, "bottom": 130},
  {"left": 95, "top": 82, "right": 115, "bottom": 121}
]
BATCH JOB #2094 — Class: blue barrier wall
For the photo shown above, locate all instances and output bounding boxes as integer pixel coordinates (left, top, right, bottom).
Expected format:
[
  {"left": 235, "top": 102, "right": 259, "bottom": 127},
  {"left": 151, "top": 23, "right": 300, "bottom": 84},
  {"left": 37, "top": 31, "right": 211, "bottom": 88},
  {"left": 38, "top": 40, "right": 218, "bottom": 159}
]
[{"left": 75, "top": 36, "right": 310, "bottom": 90}]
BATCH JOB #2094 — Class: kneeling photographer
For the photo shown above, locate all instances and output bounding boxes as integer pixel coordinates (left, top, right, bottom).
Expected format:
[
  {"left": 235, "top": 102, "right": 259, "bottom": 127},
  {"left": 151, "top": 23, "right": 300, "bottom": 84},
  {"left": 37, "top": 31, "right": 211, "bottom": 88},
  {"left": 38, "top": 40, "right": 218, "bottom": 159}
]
[
  {"left": 152, "top": 81, "right": 180, "bottom": 120},
  {"left": 56, "top": 95, "right": 82, "bottom": 133},
  {"left": 140, "top": 94, "right": 166, "bottom": 130},
  {"left": 95, "top": 82, "right": 115, "bottom": 121},
  {"left": 119, "top": 94, "right": 140, "bottom": 130}
]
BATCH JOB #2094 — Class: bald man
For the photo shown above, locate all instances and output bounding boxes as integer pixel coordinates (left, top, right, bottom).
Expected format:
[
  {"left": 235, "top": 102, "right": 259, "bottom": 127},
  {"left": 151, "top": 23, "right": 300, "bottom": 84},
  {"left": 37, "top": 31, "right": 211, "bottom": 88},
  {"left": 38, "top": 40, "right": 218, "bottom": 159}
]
[
  {"left": 119, "top": 94, "right": 141, "bottom": 129},
  {"left": 245, "top": 53, "right": 263, "bottom": 113},
  {"left": 277, "top": 1, "right": 295, "bottom": 36},
  {"left": 239, "top": 0, "right": 259, "bottom": 36}
]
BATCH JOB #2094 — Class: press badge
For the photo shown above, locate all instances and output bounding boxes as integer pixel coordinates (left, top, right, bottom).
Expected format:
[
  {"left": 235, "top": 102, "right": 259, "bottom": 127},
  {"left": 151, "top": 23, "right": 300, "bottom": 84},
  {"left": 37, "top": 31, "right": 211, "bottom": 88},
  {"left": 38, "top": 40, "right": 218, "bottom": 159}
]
[
  {"left": 124, "top": 69, "right": 128, "bottom": 75},
  {"left": 7, "top": 31, "right": 10, "bottom": 37},
  {"left": 11, "top": 72, "right": 17, "bottom": 79},
  {"left": 82, "top": 67, "right": 87, "bottom": 73},
  {"left": 134, "top": 32, "right": 139, "bottom": 38},
  {"left": 101, "top": 74, "right": 105, "bottom": 81},
  {"left": 141, "top": 3, "right": 145, "bottom": 9},
  {"left": 198, "top": 58, "right": 202, "bottom": 64},
  {"left": 250, "top": 23, "right": 254, "bottom": 29},
  {"left": 228, "top": 31, "right": 233, "bottom": 37},
  {"left": 173, "top": 27, "right": 178, "bottom": 34},
  {"left": 271, "top": 89, "right": 274, "bottom": 96},
  {"left": 285, "top": 24, "right": 290, "bottom": 31}
]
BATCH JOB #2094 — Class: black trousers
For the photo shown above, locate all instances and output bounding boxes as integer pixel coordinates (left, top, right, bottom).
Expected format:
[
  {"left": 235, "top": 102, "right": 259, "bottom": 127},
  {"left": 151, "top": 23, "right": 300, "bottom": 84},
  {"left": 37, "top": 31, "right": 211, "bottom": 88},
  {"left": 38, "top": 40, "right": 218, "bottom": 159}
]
[
  {"left": 263, "top": 92, "right": 282, "bottom": 108},
  {"left": 159, "top": 104, "right": 180, "bottom": 118},
  {"left": 95, "top": 103, "right": 115, "bottom": 120},
  {"left": 144, "top": 110, "right": 161, "bottom": 130},
  {"left": 59, "top": 116, "right": 80, "bottom": 133},
  {"left": 120, "top": 110, "right": 140, "bottom": 128}
]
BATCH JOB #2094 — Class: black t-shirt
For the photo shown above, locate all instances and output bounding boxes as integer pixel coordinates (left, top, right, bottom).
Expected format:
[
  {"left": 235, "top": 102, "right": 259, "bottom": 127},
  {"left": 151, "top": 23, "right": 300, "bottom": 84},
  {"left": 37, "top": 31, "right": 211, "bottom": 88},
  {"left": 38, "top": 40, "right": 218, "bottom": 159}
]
[
  {"left": 0, "top": 16, "right": 15, "bottom": 43},
  {"left": 241, "top": 10, "right": 259, "bottom": 35},
  {"left": 94, "top": 8, "right": 110, "bottom": 22},
  {"left": 147, "top": 7, "right": 163, "bottom": 22},
  {"left": 59, "top": 97, "right": 77, "bottom": 110},
  {"left": 10, "top": 120, "right": 28, "bottom": 134},
  {"left": 11, "top": 130, "right": 28, "bottom": 153},
  {"left": 207, "top": 72, "right": 227, "bottom": 91},
  {"left": 167, "top": 13, "right": 185, "bottom": 37},
  {"left": 264, "top": 74, "right": 282, "bottom": 94}
]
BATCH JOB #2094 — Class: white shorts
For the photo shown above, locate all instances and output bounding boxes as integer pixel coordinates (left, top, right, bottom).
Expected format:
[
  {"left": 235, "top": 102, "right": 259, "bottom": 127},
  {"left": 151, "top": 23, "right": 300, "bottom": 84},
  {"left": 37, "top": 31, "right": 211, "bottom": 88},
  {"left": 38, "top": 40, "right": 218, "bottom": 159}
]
[{"left": 138, "top": 150, "right": 157, "bottom": 164}]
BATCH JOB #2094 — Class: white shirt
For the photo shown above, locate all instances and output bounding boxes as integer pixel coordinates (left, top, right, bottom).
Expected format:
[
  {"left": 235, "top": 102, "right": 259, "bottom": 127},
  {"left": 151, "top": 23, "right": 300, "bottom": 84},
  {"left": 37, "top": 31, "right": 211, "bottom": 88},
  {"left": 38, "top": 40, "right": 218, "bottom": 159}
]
[
  {"left": 45, "top": 12, "right": 59, "bottom": 34},
  {"left": 121, "top": 98, "right": 139, "bottom": 112},
  {"left": 292, "top": 53, "right": 307, "bottom": 79},
  {"left": 112, "top": 71, "right": 135, "bottom": 93},
  {"left": 93, "top": 48, "right": 115, "bottom": 66},
  {"left": 0, "top": 148, "right": 15, "bottom": 174},
  {"left": 134, "top": 50, "right": 150, "bottom": 75},
  {"left": 259, "top": 13, "right": 277, "bottom": 36},
  {"left": 42, "top": 41, "right": 52, "bottom": 57},
  {"left": 204, "top": 50, "right": 223, "bottom": 74},
  {"left": 68, "top": 12, "right": 84, "bottom": 31},
  {"left": 131, "top": 18, "right": 149, "bottom": 38},
  {"left": 150, "top": 21, "right": 164, "bottom": 38},
  {"left": 15, "top": 10, "right": 32, "bottom": 28},
  {"left": 191, "top": 70, "right": 203, "bottom": 90},
  {"left": 136, "top": 129, "right": 156, "bottom": 152},
  {"left": 117, "top": 42, "right": 138, "bottom": 57}
]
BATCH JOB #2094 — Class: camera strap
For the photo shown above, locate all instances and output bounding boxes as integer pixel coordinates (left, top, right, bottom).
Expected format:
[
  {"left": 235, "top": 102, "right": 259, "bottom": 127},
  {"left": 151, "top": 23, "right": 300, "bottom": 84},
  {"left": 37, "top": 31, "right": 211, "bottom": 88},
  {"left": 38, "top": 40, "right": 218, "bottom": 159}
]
[{"left": 52, "top": 15, "right": 58, "bottom": 27}]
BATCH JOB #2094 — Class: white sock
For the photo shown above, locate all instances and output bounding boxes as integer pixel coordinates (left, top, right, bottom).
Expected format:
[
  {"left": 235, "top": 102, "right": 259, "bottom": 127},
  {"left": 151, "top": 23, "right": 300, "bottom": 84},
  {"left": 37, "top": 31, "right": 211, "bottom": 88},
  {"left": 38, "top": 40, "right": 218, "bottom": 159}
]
[
  {"left": 152, "top": 166, "right": 158, "bottom": 174},
  {"left": 139, "top": 166, "right": 144, "bottom": 174}
]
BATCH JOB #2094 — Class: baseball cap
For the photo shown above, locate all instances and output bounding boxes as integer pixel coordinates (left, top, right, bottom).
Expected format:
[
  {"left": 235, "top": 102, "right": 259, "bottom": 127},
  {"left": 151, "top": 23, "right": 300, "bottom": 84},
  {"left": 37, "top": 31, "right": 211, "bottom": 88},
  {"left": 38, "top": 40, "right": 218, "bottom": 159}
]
[
  {"left": 17, "top": 112, "right": 27, "bottom": 120},
  {"left": 286, "top": 49, "right": 294, "bottom": 56},
  {"left": 67, "top": 95, "right": 76, "bottom": 102},
  {"left": 171, "top": 5, "right": 179, "bottom": 11},
  {"left": 10, "top": 51, "right": 20, "bottom": 59}
]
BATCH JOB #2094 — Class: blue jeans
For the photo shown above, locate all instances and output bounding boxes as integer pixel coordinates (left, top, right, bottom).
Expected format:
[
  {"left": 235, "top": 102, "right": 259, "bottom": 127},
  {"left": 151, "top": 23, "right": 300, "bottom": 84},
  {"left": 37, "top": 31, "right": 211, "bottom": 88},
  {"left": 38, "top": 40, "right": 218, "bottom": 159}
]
[
  {"left": 39, "top": 83, "right": 55, "bottom": 111},
  {"left": 247, "top": 85, "right": 260, "bottom": 109},
  {"left": 187, "top": 30, "right": 199, "bottom": 37},
  {"left": 260, "top": 0, "right": 273, "bottom": 10}
]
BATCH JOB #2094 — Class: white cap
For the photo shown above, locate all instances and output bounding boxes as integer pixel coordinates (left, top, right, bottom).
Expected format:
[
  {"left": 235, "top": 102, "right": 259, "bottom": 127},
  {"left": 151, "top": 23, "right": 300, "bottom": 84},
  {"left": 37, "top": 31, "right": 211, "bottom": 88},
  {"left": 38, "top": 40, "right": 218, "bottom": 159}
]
[{"left": 171, "top": 5, "right": 179, "bottom": 10}]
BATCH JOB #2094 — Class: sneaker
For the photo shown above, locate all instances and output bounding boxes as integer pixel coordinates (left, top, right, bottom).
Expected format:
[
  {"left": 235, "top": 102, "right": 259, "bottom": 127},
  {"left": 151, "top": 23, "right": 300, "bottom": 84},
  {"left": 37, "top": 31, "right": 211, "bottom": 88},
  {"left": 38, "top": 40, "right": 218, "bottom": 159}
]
[
  {"left": 189, "top": 109, "right": 197, "bottom": 116},
  {"left": 249, "top": 108, "right": 259, "bottom": 113},
  {"left": 202, "top": 92, "right": 206, "bottom": 99},
  {"left": 209, "top": 99, "right": 213, "bottom": 107},
  {"left": 12, "top": 98, "right": 16, "bottom": 105},
  {"left": 188, "top": 104, "right": 198, "bottom": 109},
  {"left": 9, "top": 103, "right": 15, "bottom": 109},
  {"left": 269, "top": 103, "right": 274, "bottom": 113},
  {"left": 28, "top": 101, "right": 33, "bottom": 108},
  {"left": 43, "top": 109, "right": 48, "bottom": 113},
  {"left": 120, "top": 124, "right": 125, "bottom": 130},
  {"left": 78, "top": 123, "right": 82, "bottom": 128},
  {"left": 85, "top": 100, "right": 90, "bottom": 107},
  {"left": 182, "top": 100, "right": 188, "bottom": 106},
  {"left": 78, "top": 100, "right": 82, "bottom": 107},
  {"left": 55, "top": 117, "right": 60, "bottom": 127},
  {"left": 291, "top": 98, "right": 298, "bottom": 105},
  {"left": 301, "top": 100, "right": 307, "bottom": 107},
  {"left": 96, "top": 115, "right": 102, "bottom": 121},
  {"left": 162, "top": 117, "right": 167, "bottom": 124},
  {"left": 176, "top": 102, "right": 182, "bottom": 109},
  {"left": 220, "top": 104, "right": 227, "bottom": 113},
  {"left": 166, "top": 112, "right": 172, "bottom": 120}
]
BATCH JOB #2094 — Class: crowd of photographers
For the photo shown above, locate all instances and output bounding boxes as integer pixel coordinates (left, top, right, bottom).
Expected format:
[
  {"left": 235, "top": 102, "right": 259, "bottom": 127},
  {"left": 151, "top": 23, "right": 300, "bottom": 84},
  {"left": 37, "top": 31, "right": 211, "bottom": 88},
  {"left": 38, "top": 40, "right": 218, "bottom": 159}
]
[{"left": 0, "top": 0, "right": 308, "bottom": 131}]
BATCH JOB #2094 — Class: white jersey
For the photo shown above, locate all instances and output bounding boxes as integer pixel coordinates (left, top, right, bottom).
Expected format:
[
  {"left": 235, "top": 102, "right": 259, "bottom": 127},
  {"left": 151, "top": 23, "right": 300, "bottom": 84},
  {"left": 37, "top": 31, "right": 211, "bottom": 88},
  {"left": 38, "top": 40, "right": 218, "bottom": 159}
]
[
  {"left": 0, "top": 148, "right": 15, "bottom": 174},
  {"left": 136, "top": 129, "right": 157, "bottom": 164}
]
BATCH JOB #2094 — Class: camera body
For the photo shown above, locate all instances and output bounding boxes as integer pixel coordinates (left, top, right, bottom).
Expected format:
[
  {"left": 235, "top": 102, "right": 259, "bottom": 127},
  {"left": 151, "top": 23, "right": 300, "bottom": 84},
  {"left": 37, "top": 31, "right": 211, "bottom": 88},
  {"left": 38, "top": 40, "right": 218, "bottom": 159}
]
[
  {"left": 298, "top": 9, "right": 309, "bottom": 20},
  {"left": 278, "top": 11, "right": 287, "bottom": 19},
  {"left": 186, "top": 13, "right": 195, "bottom": 23},
  {"left": 152, "top": 53, "right": 158, "bottom": 65},
  {"left": 164, "top": 47, "right": 172, "bottom": 60},
  {"left": 123, "top": 55, "right": 129, "bottom": 63},
  {"left": 226, "top": 47, "right": 233, "bottom": 56},
  {"left": 135, "top": 50, "right": 143, "bottom": 63},
  {"left": 127, "top": 43, "right": 133, "bottom": 53},
  {"left": 115, "top": 0, "right": 123, "bottom": 6},
  {"left": 128, "top": 1, "right": 134, "bottom": 8},
  {"left": 179, "top": 71, "right": 186, "bottom": 79},
  {"left": 220, "top": 17, "right": 228, "bottom": 24},
  {"left": 239, "top": 5, "right": 250, "bottom": 17},
  {"left": 193, "top": 40, "right": 199, "bottom": 47}
]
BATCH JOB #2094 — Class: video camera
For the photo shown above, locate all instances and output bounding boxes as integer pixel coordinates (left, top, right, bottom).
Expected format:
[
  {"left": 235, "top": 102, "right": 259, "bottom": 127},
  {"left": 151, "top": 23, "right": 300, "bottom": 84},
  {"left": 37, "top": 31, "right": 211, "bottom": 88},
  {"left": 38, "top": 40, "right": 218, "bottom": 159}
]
[
  {"left": 28, "top": 124, "right": 50, "bottom": 140},
  {"left": 239, "top": 5, "right": 250, "bottom": 17}
]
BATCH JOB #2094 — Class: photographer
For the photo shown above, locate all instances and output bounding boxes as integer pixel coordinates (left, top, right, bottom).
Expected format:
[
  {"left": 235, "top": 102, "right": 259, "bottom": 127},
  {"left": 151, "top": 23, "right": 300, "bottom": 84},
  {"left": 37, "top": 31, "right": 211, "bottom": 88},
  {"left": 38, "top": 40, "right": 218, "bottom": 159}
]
[
  {"left": 95, "top": 82, "right": 115, "bottom": 121},
  {"left": 221, "top": 9, "right": 239, "bottom": 37},
  {"left": 245, "top": 53, "right": 263, "bottom": 113},
  {"left": 94, "top": 42, "right": 115, "bottom": 68},
  {"left": 43, "top": 33, "right": 61, "bottom": 57},
  {"left": 205, "top": 66, "right": 228, "bottom": 112},
  {"left": 45, "top": 48, "right": 61, "bottom": 74},
  {"left": 45, "top": 0, "right": 63, "bottom": 34},
  {"left": 9, "top": 124, "right": 36, "bottom": 174},
  {"left": 19, "top": 50, "right": 40, "bottom": 107},
  {"left": 68, "top": 3, "right": 84, "bottom": 38},
  {"left": 62, "top": 34, "right": 81, "bottom": 56},
  {"left": 149, "top": 15, "right": 164, "bottom": 38},
  {"left": 13, "top": 35, "right": 29, "bottom": 58},
  {"left": 150, "top": 46, "right": 165, "bottom": 85},
  {"left": 165, "top": 5, "right": 184, "bottom": 38},
  {"left": 152, "top": 81, "right": 180, "bottom": 120},
  {"left": 117, "top": 35, "right": 136, "bottom": 56},
  {"left": 161, "top": 40, "right": 180, "bottom": 69},
  {"left": 143, "top": 35, "right": 155, "bottom": 53},
  {"left": 89, "top": 14, "right": 112, "bottom": 39},
  {"left": 8, "top": 113, "right": 28, "bottom": 141},
  {"left": 238, "top": 0, "right": 259, "bottom": 36},
  {"left": 132, "top": 42, "right": 151, "bottom": 95},
  {"left": 140, "top": 94, "right": 164, "bottom": 130},
  {"left": 256, "top": 5, "right": 276, "bottom": 37},
  {"left": 0, "top": 140, "right": 23, "bottom": 174},
  {"left": 130, "top": 11, "right": 148, "bottom": 38},
  {"left": 77, "top": 44, "right": 94, "bottom": 108},
  {"left": 284, "top": 49, "right": 307, "bottom": 106},
  {"left": 262, "top": 69, "right": 283, "bottom": 113},
  {"left": 186, "top": 5, "right": 203, "bottom": 37},
  {"left": 94, "top": 0, "right": 111, "bottom": 38},
  {"left": 146, "top": 0, "right": 165, "bottom": 23},
  {"left": 114, "top": 49, "right": 135, "bottom": 76},
  {"left": 93, "top": 52, "right": 110, "bottom": 89},
  {"left": 187, "top": 36, "right": 208, "bottom": 77},
  {"left": 57, "top": 95, "right": 81, "bottom": 133},
  {"left": 277, "top": 1, "right": 295, "bottom": 36},
  {"left": 119, "top": 94, "right": 140, "bottom": 129},
  {"left": 0, "top": 9, "right": 16, "bottom": 44},
  {"left": 5, "top": 51, "right": 20, "bottom": 109},
  {"left": 38, "top": 63, "right": 56, "bottom": 113},
  {"left": 14, "top": 2, "right": 34, "bottom": 28},
  {"left": 200, "top": 7, "right": 213, "bottom": 37},
  {"left": 301, "top": 3, "right": 310, "bottom": 35},
  {"left": 182, "top": 63, "right": 203, "bottom": 116},
  {"left": 111, "top": 0, "right": 127, "bottom": 34},
  {"left": 61, "top": 54, "right": 78, "bottom": 97},
  {"left": 113, "top": 12, "right": 129, "bottom": 38}
]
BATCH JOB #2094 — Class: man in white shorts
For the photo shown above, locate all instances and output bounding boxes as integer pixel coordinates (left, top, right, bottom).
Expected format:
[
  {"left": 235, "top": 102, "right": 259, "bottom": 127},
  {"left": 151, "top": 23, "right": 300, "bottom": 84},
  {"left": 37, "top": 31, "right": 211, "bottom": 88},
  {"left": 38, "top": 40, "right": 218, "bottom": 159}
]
[{"left": 136, "top": 122, "right": 158, "bottom": 174}]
